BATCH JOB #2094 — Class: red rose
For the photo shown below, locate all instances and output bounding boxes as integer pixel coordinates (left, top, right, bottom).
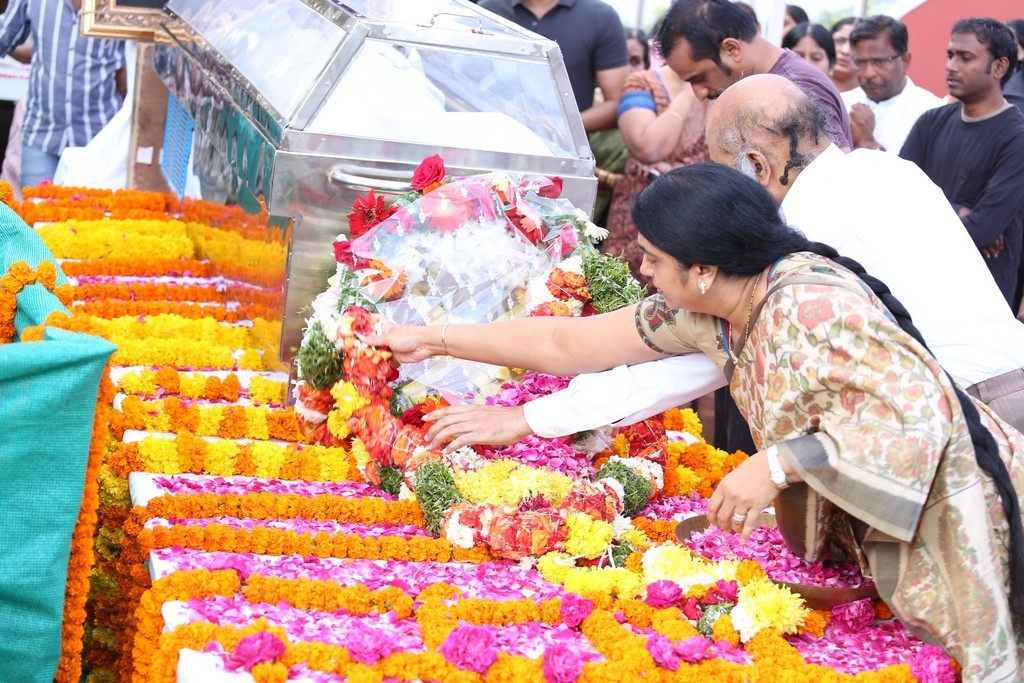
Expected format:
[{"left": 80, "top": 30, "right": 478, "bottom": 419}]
[
  {"left": 680, "top": 596, "right": 702, "bottom": 621},
  {"left": 333, "top": 239, "right": 357, "bottom": 267},
  {"left": 347, "top": 190, "right": 397, "bottom": 237},
  {"left": 537, "top": 176, "right": 564, "bottom": 199},
  {"left": 399, "top": 396, "right": 449, "bottom": 429},
  {"left": 411, "top": 154, "right": 446, "bottom": 191}
]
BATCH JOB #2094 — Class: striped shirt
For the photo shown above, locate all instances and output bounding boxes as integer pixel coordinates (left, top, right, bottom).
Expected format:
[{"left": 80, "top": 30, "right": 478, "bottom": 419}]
[{"left": 0, "top": 0, "right": 125, "bottom": 156}]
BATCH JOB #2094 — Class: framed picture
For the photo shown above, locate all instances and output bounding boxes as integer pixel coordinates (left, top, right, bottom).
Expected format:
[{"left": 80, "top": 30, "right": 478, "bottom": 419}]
[{"left": 81, "top": 0, "right": 185, "bottom": 43}]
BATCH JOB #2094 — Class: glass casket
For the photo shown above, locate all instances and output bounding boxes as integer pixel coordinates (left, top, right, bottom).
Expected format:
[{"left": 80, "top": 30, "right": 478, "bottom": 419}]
[{"left": 153, "top": 0, "right": 598, "bottom": 361}]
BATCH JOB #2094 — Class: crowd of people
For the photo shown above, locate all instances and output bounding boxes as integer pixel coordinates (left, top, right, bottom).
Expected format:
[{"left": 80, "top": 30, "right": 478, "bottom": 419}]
[
  {"left": 476, "top": 0, "right": 1024, "bottom": 323},
  {"left": 396, "top": 1, "right": 1024, "bottom": 678}
]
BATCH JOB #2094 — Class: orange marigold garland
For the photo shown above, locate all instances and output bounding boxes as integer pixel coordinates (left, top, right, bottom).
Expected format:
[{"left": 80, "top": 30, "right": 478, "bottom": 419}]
[
  {"left": 0, "top": 260, "right": 68, "bottom": 343},
  {"left": 51, "top": 364, "right": 115, "bottom": 682}
]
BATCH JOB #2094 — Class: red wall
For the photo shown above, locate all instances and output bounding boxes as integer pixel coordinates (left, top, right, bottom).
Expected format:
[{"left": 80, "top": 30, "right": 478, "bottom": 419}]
[{"left": 902, "top": 0, "right": 1023, "bottom": 96}]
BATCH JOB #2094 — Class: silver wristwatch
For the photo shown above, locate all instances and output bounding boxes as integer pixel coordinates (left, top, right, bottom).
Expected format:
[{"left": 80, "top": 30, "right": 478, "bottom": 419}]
[{"left": 766, "top": 445, "right": 790, "bottom": 489}]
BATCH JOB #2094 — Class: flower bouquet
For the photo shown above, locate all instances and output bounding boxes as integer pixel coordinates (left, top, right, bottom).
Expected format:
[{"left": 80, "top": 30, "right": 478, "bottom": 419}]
[{"left": 293, "top": 155, "right": 646, "bottom": 476}]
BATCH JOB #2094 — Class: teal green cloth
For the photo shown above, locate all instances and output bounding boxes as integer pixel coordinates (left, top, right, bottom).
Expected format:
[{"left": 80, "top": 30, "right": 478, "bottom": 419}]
[{"left": 0, "top": 201, "right": 116, "bottom": 682}]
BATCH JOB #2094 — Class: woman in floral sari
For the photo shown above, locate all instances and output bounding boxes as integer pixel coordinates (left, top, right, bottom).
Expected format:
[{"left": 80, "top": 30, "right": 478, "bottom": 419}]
[{"left": 371, "top": 164, "right": 1024, "bottom": 680}]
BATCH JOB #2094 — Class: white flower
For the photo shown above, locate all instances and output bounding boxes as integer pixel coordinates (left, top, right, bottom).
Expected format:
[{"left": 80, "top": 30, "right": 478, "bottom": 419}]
[
  {"left": 441, "top": 510, "right": 477, "bottom": 549},
  {"left": 558, "top": 254, "right": 584, "bottom": 275},
  {"left": 575, "top": 208, "right": 608, "bottom": 240},
  {"left": 518, "top": 556, "right": 538, "bottom": 572},
  {"left": 611, "top": 514, "right": 633, "bottom": 540},
  {"left": 398, "top": 483, "right": 417, "bottom": 502},
  {"left": 610, "top": 456, "right": 665, "bottom": 493},
  {"left": 444, "top": 445, "right": 489, "bottom": 472},
  {"left": 311, "top": 290, "right": 341, "bottom": 325},
  {"left": 728, "top": 603, "right": 756, "bottom": 641}
]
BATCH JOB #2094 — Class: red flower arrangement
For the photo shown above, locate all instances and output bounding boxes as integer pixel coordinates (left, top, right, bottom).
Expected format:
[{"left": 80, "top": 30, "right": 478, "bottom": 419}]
[
  {"left": 410, "top": 154, "right": 446, "bottom": 193},
  {"left": 347, "top": 190, "right": 398, "bottom": 238}
]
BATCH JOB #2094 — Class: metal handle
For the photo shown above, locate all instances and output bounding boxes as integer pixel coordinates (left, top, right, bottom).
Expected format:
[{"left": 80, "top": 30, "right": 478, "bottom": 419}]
[
  {"left": 418, "top": 12, "right": 487, "bottom": 34},
  {"left": 326, "top": 168, "right": 412, "bottom": 193}
]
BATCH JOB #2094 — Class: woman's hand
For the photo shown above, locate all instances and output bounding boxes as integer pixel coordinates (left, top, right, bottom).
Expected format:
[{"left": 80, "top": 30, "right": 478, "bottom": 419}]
[
  {"left": 362, "top": 321, "right": 438, "bottom": 364},
  {"left": 424, "top": 404, "right": 533, "bottom": 452},
  {"left": 706, "top": 450, "right": 780, "bottom": 540}
]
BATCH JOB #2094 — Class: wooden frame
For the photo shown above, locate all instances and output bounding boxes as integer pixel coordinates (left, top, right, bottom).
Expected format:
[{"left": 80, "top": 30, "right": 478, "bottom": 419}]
[{"left": 81, "top": 0, "right": 185, "bottom": 43}]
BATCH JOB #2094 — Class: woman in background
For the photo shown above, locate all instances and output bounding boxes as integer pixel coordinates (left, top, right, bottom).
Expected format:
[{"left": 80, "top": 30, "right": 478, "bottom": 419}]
[
  {"left": 830, "top": 17, "right": 860, "bottom": 94},
  {"left": 590, "top": 28, "right": 649, "bottom": 227},
  {"left": 600, "top": 40, "right": 709, "bottom": 283},
  {"left": 783, "top": 22, "right": 835, "bottom": 76},
  {"left": 782, "top": 4, "right": 808, "bottom": 35}
]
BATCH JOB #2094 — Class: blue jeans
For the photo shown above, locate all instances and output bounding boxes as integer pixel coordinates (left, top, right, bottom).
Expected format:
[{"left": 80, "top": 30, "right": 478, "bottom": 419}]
[{"left": 21, "top": 144, "right": 60, "bottom": 188}]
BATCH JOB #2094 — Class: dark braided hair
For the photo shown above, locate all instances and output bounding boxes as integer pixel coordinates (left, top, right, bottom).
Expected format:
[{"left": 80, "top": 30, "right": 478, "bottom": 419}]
[{"left": 633, "top": 162, "right": 1024, "bottom": 628}]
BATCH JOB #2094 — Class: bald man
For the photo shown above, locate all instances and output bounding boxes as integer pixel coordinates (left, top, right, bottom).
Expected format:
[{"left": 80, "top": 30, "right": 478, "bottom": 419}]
[{"left": 427, "top": 74, "right": 1024, "bottom": 451}]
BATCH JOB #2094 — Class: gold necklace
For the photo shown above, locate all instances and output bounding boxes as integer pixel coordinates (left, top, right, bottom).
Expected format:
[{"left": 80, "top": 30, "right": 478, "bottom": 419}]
[{"left": 725, "top": 270, "right": 762, "bottom": 364}]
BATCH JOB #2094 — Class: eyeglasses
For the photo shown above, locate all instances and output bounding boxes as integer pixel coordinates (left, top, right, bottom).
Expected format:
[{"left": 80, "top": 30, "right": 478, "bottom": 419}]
[{"left": 852, "top": 53, "right": 904, "bottom": 70}]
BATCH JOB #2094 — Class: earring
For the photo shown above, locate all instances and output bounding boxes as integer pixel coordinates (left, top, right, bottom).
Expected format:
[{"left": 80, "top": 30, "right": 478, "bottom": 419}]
[{"left": 699, "top": 281, "right": 708, "bottom": 295}]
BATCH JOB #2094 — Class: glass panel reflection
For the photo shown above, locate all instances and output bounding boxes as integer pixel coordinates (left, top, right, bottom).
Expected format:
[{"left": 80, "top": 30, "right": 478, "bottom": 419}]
[{"left": 310, "top": 40, "right": 575, "bottom": 157}]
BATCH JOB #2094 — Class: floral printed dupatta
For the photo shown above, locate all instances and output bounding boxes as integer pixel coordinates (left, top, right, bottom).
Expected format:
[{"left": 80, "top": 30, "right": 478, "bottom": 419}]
[{"left": 726, "top": 253, "right": 1024, "bottom": 681}]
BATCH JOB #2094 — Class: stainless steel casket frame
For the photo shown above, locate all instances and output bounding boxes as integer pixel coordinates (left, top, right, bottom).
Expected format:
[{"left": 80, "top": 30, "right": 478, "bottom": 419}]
[{"left": 152, "top": 0, "right": 598, "bottom": 363}]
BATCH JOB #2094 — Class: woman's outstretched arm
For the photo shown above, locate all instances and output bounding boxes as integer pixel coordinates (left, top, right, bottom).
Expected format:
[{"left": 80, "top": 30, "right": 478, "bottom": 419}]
[{"left": 367, "top": 304, "right": 667, "bottom": 377}]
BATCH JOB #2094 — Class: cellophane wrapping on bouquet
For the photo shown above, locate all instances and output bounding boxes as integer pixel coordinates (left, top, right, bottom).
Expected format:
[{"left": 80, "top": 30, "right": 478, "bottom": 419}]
[{"left": 319, "top": 169, "right": 604, "bottom": 402}]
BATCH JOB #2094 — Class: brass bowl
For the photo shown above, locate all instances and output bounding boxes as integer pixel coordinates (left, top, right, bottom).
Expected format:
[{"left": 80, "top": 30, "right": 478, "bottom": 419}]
[{"left": 674, "top": 514, "right": 879, "bottom": 610}]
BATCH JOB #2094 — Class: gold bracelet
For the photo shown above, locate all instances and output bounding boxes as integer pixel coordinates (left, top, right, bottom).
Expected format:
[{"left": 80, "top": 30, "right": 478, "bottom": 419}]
[
  {"left": 440, "top": 322, "right": 450, "bottom": 356},
  {"left": 665, "top": 109, "right": 684, "bottom": 122}
]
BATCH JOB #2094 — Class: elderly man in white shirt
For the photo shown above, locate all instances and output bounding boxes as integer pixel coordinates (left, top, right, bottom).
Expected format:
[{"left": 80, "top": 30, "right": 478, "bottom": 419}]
[
  {"left": 422, "top": 73, "right": 1024, "bottom": 452},
  {"left": 841, "top": 15, "right": 944, "bottom": 153}
]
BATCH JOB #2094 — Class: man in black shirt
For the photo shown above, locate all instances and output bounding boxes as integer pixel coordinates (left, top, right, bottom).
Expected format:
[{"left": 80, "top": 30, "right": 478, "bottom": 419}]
[
  {"left": 1006, "top": 19, "right": 1024, "bottom": 112},
  {"left": 901, "top": 18, "right": 1024, "bottom": 310},
  {"left": 477, "top": 0, "right": 629, "bottom": 132}
]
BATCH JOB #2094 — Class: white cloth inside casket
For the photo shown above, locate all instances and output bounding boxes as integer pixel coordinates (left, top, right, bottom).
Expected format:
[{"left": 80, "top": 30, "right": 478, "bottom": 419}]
[{"left": 312, "top": 43, "right": 553, "bottom": 156}]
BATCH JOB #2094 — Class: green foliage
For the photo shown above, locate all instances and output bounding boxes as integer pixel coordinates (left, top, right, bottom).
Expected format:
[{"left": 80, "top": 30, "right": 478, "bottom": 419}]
[
  {"left": 572, "top": 429, "right": 595, "bottom": 449},
  {"left": 596, "top": 460, "right": 652, "bottom": 518},
  {"left": 389, "top": 384, "right": 414, "bottom": 417},
  {"left": 88, "top": 569, "right": 118, "bottom": 596},
  {"left": 334, "top": 267, "right": 380, "bottom": 313},
  {"left": 298, "top": 320, "right": 343, "bottom": 391},
  {"left": 94, "top": 527, "right": 124, "bottom": 562},
  {"left": 84, "top": 665, "right": 117, "bottom": 683},
  {"left": 609, "top": 540, "right": 636, "bottom": 569},
  {"left": 414, "top": 460, "right": 466, "bottom": 536},
  {"left": 581, "top": 249, "right": 648, "bottom": 313},
  {"left": 697, "top": 602, "right": 734, "bottom": 638},
  {"left": 378, "top": 465, "right": 404, "bottom": 497}
]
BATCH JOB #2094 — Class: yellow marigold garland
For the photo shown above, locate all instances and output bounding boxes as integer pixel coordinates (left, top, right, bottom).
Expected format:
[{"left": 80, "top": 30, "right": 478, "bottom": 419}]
[
  {"left": 118, "top": 397, "right": 302, "bottom": 442},
  {"left": 110, "top": 435, "right": 362, "bottom": 481},
  {"left": 36, "top": 219, "right": 198, "bottom": 261}
]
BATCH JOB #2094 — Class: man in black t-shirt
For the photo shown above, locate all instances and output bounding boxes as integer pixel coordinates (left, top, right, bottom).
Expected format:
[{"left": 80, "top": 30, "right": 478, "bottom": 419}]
[
  {"left": 901, "top": 18, "right": 1024, "bottom": 311},
  {"left": 477, "top": 0, "right": 629, "bottom": 133}
]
